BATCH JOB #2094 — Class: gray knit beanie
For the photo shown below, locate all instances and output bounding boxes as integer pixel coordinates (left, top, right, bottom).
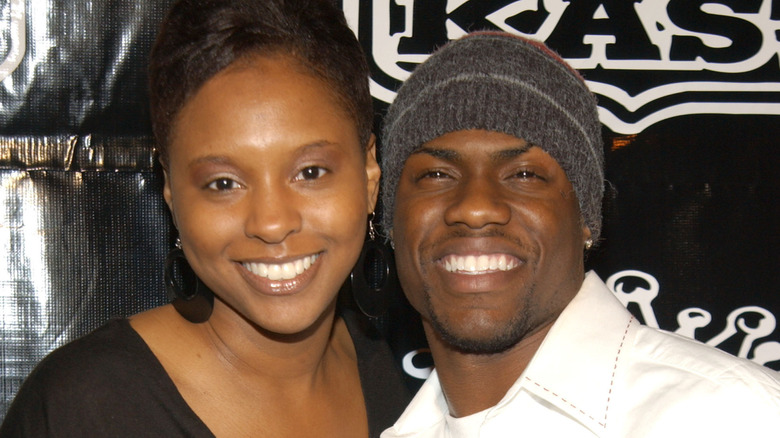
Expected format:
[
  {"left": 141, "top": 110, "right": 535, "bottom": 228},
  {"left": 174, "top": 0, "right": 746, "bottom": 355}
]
[{"left": 381, "top": 32, "right": 605, "bottom": 242}]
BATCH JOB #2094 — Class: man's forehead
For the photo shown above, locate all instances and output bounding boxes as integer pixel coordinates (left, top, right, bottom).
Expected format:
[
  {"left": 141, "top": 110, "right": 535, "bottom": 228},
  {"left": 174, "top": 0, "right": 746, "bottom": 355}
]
[{"left": 411, "top": 134, "right": 536, "bottom": 163}]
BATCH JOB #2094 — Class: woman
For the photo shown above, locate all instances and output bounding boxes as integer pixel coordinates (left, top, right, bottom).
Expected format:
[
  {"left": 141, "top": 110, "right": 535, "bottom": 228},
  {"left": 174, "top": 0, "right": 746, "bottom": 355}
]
[{"left": 0, "top": 0, "right": 410, "bottom": 436}]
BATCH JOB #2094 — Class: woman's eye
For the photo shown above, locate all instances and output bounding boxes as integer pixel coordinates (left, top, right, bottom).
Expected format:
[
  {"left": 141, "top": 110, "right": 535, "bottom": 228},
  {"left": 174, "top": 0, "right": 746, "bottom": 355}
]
[
  {"left": 295, "top": 166, "right": 327, "bottom": 181},
  {"left": 206, "top": 178, "right": 240, "bottom": 191}
]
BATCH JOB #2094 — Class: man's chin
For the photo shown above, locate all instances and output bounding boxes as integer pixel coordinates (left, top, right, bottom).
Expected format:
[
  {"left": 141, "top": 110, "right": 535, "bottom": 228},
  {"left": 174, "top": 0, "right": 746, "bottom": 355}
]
[{"left": 430, "top": 318, "right": 528, "bottom": 356}]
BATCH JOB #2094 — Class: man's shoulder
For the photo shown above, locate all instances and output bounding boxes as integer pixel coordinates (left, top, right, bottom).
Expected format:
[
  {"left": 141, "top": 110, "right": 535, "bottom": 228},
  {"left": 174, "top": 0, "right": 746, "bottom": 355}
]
[
  {"left": 617, "top": 323, "right": 780, "bottom": 425},
  {"left": 576, "top": 273, "right": 779, "bottom": 400},
  {"left": 632, "top": 323, "right": 779, "bottom": 387}
]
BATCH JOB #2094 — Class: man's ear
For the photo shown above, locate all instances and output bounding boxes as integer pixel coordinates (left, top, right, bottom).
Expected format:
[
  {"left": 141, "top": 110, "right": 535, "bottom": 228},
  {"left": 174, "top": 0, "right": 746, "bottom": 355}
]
[
  {"left": 364, "top": 134, "right": 381, "bottom": 214},
  {"left": 582, "top": 224, "right": 592, "bottom": 246}
]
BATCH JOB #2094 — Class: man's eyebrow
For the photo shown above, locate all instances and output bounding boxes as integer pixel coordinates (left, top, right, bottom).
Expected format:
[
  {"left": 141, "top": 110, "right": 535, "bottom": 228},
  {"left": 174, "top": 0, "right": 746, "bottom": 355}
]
[
  {"left": 411, "top": 143, "right": 534, "bottom": 162},
  {"left": 411, "top": 147, "right": 460, "bottom": 162},
  {"left": 491, "top": 143, "right": 533, "bottom": 162}
]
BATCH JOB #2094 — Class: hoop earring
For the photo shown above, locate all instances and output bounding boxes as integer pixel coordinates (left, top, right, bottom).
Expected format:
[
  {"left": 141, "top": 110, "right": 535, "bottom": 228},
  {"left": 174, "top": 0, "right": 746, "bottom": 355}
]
[
  {"left": 164, "top": 237, "right": 214, "bottom": 323},
  {"left": 350, "top": 213, "right": 397, "bottom": 318}
]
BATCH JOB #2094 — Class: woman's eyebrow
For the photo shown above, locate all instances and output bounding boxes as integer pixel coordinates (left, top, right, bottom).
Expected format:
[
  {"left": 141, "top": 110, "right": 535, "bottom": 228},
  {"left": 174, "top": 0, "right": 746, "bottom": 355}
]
[{"left": 188, "top": 155, "right": 233, "bottom": 168}]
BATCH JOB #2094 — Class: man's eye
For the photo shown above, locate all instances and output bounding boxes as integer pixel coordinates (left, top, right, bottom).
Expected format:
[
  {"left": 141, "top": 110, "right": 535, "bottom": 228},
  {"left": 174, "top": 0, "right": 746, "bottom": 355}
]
[
  {"left": 295, "top": 166, "right": 327, "bottom": 181},
  {"left": 206, "top": 178, "right": 240, "bottom": 191},
  {"left": 514, "top": 170, "right": 541, "bottom": 180},
  {"left": 419, "top": 170, "right": 451, "bottom": 180}
]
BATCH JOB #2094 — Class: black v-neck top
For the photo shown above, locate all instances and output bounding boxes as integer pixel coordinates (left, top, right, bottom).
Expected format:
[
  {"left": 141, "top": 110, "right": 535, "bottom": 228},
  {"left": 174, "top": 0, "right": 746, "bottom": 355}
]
[{"left": 0, "top": 308, "right": 411, "bottom": 437}]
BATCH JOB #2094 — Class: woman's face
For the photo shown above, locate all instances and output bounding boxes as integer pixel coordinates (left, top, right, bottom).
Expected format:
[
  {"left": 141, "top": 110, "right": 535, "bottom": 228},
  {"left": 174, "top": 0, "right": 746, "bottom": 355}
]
[{"left": 163, "top": 55, "right": 380, "bottom": 335}]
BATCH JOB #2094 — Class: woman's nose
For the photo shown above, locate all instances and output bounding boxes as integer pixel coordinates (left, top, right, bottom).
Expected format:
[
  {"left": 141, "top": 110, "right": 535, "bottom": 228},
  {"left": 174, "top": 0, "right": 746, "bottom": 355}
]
[{"left": 243, "top": 185, "right": 302, "bottom": 244}]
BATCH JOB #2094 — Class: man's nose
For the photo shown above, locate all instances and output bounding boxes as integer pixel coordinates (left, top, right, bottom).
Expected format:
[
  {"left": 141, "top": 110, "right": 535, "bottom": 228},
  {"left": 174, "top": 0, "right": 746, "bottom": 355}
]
[{"left": 443, "top": 176, "right": 511, "bottom": 229}]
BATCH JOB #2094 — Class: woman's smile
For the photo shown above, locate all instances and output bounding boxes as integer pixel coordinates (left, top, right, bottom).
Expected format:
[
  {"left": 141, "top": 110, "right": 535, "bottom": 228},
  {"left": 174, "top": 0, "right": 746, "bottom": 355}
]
[
  {"left": 237, "top": 253, "right": 323, "bottom": 296},
  {"left": 242, "top": 253, "right": 320, "bottom": 281}
]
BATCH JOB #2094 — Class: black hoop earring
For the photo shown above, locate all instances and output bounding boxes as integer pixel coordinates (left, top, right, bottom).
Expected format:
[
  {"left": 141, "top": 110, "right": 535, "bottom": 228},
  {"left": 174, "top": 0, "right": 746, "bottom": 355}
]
[
  {"left": 164, "top": 238, "right": 214, "bottom": 323},
  {"left": 350, "top": 213, "right": 398, "bottom": 318}
]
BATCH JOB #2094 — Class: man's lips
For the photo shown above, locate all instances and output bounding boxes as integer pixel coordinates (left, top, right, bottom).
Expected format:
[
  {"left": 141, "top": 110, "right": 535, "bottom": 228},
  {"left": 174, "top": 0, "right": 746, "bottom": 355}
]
[
  {"left": 439, "top": 253, "right": 521, "bottom": 275},
  {"left": 242, "top": 254, "right": 319, "bottom": 281}
]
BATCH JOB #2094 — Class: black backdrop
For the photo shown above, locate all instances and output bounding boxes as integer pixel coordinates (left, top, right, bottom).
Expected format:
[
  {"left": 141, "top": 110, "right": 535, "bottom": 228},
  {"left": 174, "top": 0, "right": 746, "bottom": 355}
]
[{"left": 1, "top": 0, "right": 778, "bottom": 418}]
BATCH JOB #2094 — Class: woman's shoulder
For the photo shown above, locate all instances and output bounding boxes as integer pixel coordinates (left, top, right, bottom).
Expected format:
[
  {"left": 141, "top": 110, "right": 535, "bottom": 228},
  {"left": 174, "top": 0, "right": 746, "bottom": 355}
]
[
  {"left": 0, "top": 317, "right": 212, "bottom": 437},
  {"left": 6, "top": 318, "right": 171, "bottom": 409},
  {"left": 26, "top": 318, "right": 153, "bottom": 389}
]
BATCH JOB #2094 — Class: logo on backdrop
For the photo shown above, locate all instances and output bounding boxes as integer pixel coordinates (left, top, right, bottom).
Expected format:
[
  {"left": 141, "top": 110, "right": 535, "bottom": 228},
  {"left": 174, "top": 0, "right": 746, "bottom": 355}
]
[
  {"left": 607, "top": 270, "right": 780, "bottom": 367},
  {"left": 0, "top": 0, "right": 26, "bottom": 81},
  {"left": 343, "top": 0, "right": 780, "bottom": 134}
]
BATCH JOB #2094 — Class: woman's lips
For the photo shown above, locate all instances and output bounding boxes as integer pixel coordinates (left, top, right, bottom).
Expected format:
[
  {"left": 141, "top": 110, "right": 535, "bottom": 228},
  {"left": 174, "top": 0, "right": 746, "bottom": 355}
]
[{"left": 242, "top": 254, "right": 319, "bottom": 281}]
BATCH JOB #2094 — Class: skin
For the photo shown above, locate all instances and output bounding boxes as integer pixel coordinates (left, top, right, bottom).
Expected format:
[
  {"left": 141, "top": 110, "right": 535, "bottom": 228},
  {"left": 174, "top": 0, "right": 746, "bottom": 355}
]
[
  {"left": 392, "top": 129, "right": 590, "bottom": 418},
  {"left": 130, "top": 54, "right": 380, "bottom": 437}
]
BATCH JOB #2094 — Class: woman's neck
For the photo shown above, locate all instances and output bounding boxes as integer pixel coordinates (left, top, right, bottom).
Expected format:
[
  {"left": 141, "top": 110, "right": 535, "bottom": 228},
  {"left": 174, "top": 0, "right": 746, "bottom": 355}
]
[{"left": 201, "top": 297, "right": 347, "bottom": 384}]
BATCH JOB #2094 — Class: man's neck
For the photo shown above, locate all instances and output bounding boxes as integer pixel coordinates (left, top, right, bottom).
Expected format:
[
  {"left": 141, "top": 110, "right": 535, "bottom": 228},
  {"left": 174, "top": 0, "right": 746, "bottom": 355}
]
[{"left": 425, "top": 320, "right": 554, "bottom": 418}]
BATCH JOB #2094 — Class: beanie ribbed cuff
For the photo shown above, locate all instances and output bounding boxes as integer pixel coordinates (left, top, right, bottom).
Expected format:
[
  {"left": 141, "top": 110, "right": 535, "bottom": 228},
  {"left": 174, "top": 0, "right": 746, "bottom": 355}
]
[{"left": 381, "top": 33, "right": 604, "bottom": 241}]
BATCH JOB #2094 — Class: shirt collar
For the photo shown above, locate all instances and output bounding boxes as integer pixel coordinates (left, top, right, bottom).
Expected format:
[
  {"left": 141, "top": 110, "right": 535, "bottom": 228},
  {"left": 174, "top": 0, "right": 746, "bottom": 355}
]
[
  {"left": 504, "top": 271, "right": 639, "bottom": 434},
  {"left": 387, "top": 368, "right": 449, "bottom": 435},
  {"left": 385, "top": 271, "right": 639, "bottom": 437}
]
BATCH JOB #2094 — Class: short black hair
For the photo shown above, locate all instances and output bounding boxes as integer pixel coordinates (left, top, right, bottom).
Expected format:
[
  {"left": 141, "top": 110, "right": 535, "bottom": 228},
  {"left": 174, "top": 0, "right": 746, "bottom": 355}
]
[{"left": 149, "top": 0, "right": 372, "bottom": 162}]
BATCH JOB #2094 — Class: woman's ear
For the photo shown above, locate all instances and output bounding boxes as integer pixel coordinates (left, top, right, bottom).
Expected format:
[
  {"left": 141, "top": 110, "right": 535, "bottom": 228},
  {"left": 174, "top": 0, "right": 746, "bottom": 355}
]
[
  {"left": 364, "top": 134, "right": 381, "bottom": 214},
  {"left": 162, "top": 167, "right": 177, "bottom": 229}
]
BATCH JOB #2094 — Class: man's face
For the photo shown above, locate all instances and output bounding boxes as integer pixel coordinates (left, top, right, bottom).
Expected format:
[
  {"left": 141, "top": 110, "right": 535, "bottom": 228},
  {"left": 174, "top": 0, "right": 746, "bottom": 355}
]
[{"left": 392, "top": 129, "right": 590, "bottom": 354}]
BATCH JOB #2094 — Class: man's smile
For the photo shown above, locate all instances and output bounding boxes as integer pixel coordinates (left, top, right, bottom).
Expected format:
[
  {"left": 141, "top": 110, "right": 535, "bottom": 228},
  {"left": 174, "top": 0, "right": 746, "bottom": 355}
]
[{"left": 440, "top": 253, "right": 521, "bottom": 275}]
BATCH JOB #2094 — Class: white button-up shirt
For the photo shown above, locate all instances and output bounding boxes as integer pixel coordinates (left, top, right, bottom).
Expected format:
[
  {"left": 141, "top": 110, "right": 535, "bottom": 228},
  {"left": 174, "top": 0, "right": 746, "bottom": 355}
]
[{"left": 382, "top": 271, "right": 780, "bottom": 437}]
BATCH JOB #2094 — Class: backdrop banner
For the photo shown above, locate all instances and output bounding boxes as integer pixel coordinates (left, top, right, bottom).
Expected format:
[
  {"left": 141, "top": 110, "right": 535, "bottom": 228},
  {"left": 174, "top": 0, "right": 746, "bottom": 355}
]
[{"left": 1, "top": 0, "right": 778, "bottom": 417}]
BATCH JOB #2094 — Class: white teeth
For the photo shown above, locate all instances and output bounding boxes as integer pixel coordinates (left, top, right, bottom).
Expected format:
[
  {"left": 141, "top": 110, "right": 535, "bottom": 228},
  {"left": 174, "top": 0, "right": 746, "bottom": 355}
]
[
  {"left": 465, "top": 255, "right": 476, "bottom": 272},
  {"left": 269, "top": 264, "right": 282, "bottom": 280},
  {"left": 294, "top": 259, "right": 304, "bottom": 275},
  {"left": 442, "top": 254, "right": 518, "bottom": 274},
  {"left": 244, "top": 254, "right": 319, "bottom": 281},
  {"left": 477, "top": 255, "right": 490, "bottom": 271}
]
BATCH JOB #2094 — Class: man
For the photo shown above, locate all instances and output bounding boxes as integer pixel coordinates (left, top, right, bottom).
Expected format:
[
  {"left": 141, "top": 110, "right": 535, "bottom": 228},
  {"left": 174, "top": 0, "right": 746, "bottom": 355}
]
[{"left": 380, "top": 32, "right": 780, "bottom": 437}]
